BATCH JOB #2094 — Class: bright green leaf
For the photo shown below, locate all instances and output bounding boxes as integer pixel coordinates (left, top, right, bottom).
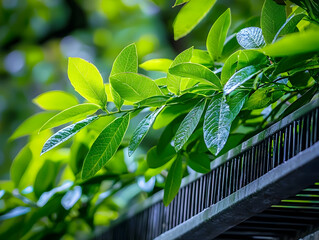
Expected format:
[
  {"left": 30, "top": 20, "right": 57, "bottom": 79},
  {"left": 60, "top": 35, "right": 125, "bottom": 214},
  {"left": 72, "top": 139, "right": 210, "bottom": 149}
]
[
  {"left": 139, "top": 59, "right": 173, "bottom": 72},
  {"left": 110, "top": 73, "right": 163, "bottom": 102},
  {"left": 237, "top": 50, "right": 269, "bottom": 69},
  {"left": 190, "top": 49, "right": 213, "bottom": 67},
  {"left": 110, "top": 43, "right": 138, "bottom": 75},
  {"left": 134, "top": 96, "right": 170, "bottom": 107},
  {"left": 173, "top": 0, "right": 216, "bottom": 40},
  {"left": 68, "top": 57, "right": 107, "bottom": 107},
  {"left": 40, "top": 103, "right": 99, "bottom": 131},
  {"left": 224, "top": 65, "right": 260, "bottom": 95},
  {"left": 261, "top": 0, "right": 286, "bottom": 44},
  {"left": 187, "top": 152, "right": 210, "bottom": 173},
  {"left": 147, "top": 145, "right": 176, "bottom": 169},
  {"left": 163, "top": 155, "right": 183, "bottom": 206},
  {"left": 173, "top": 99, "right": 206, "bottom": 152},
  {"left": 32, "top": 90, "right": 79, "bottom": 111},
  {"left": 207, "top": 9, "right": 231, "bottom": 61},
  {"left": 173, "top": 0, "right": 190, "bottom": 7},
  {"left": 81, "top": 114, "right": 130, "bottom": 180},
  {"left": 221, "top": 51, "right": 240, "bottom": 86},
  {"left": 203, "top": 94, "right": 232, "bottom": 155},
  {"left": 128, "top": 107, "right": 163, "bottom": 156},
  {"left": 169, "top": 62, "right": 222, "bottom": 90},
  {"left": 236, "top": 27, "right": 265, "bottom": 49},
  {"left": 261, "top": 30, "right": 319, "bottom": 57},
  {"left": 41, "top": 116, "right": 98, "bottom": 155},
  {"left": 10, "top": 146, "right": 32, "bottom": 187}
]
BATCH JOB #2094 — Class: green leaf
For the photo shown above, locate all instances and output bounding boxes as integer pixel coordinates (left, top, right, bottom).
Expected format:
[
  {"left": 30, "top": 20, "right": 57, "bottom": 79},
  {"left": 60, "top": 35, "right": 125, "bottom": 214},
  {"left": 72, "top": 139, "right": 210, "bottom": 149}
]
[
  {"left": 207, "top": 9, "right": 231, "bottom": 61},
  {"left": 147, "top": 145, "right": 176, "bottom": 169},
  {"left": 236, "top": 27, "right": 265, "bottom": 49},
  {"left": 110, "top": 43, "right": 138, "bottom": 75},
  {"left": 173, "top": 0, "right": 216, "bottom": 40},
  {"left": 222, "top": 33, "right": 241, "bottom": 60},
  {"left": 173, "top": 99, "right": 206, "bottom": 152},
  {"left": 128, "top": 107, "right": 163, "bottom": 156},
  {"left": 10, "top": 146, "right": 32, "bottom": 187},
  {"left": 163, "top": 155, "right": 183, "bottom": 206},
  {"left": 261, "top": 0, "right": 286, "bottom": 44},
  {"left": 110, "top": 73, "right": 163, "bottom": 102},
  {"left": 203, "top": 94, "right": 232, "bottom": 155},
  {"left": 261, "top": 30, "right": 319, "bottom": 57},
  {"left": 134, "top": 96, "right": 170, "bottom": 107},
  {"left": 81, "top": 114, "right": 130, "bottom": 180},
  {"left": 111, "top": 86, "right": 124, "bottom": 110},
  {"left": 32, "top": 90, "right": 79, "bottom": 111},
  {"left": 227, "top": 90, "right": 250, "bottom": 121},
  {"left": 41, "top": 116, "right": 98, "bottom": 155},
  {"left": 221, "top": 51, "right": 240, "bottom": 86},
  {"left": 139, "top": 59, "right": 173, "bottom": 72},
  {"left": 190, "top": 49, "right": 213, "bottom": 67},
  {"left": 273, "top": 13, "right": 306, "bottom": 42},
  {"left": 167, "top": 47, "right": 193, "bottom": 95},
  {"left": 9, "top": 111, "right": 58, "bottom": 141},
  {"left": 169, "top": 62, "right": 222, "bottom": 90},
  {"left": 173, "top": 0, "right": 190, "bottom": 7},
  {"left": 244, "top": 87, "right": 285, "bottom": 110},
  {"left": 237, "top": 50, "right": 269, "bottom": 69},
  {"left": 39, "top": 103, "right": 100, "bottom": 131},
  {"left": 187, "top": 152, "right": 210, "bottom": 173},
  {"left": 68, "top": 57, "right": 107, "bottom": 107},
  {"left": 223, "top": 65, "right": 260, "bottom": 95}
]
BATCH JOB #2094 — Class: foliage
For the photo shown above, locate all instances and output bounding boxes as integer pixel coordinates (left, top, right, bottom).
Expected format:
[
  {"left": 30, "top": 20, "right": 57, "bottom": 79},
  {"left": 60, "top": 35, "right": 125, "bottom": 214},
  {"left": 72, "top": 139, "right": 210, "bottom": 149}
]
[{"left": 1, "top": 0, "right": 319, "bottom": 239}]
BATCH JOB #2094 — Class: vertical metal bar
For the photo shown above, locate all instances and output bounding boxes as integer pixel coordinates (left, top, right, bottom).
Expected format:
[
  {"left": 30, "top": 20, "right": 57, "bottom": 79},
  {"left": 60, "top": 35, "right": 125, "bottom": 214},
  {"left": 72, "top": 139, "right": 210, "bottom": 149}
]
[{"left": 206, "top": 171, "right": 212, "bottom": 208}]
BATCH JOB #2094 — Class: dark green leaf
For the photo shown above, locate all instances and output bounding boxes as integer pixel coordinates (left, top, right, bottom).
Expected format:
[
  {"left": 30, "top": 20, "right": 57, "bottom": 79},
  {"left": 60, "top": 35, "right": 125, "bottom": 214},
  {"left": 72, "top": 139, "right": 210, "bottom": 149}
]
[
  {"left": 81, "top": 114, "right": 130, "bottom": 180},
  {"left": 224, "top": 65, "right": 260, "bottom": 94},
  {"left": 10, "top": 146, "right": 32, "bottom": 187},
  {"left": 41, "top": 116, "right": 98, "bottom": 155},
  {"left": 128, "top": 107, "right": 163, "bottom": 156},
  {"left": 227, "top": 90, "right": 250, "bottom": 121},
  {"left": 173, "top": 99, "right": 206, "bottom": 152},
  {"left": 203, "top": 94, "right": 232, "bottom": 155},
  {"left": 147, "top": 145, "right": 176, "bottom": 169},
  {"left": 173, "top": 0, "right": 189, "bottom": 7},
  {"left": 187, "top": 152, "right": 210, "bottom": 173},
  {"left": 236, "top": 27, "right": 265, "bottom": 49},
  {"left": 237, "top": 50, "right": 269, "bottom": 70},
  {"left": 261, "top": 0, "right": 286, "bottom": 44},
  {"left": 221, "top": 51, "right": 240, "bottom": 86},
  {"left": 163, "top": 155, "right": 183, "bottom": 206}
]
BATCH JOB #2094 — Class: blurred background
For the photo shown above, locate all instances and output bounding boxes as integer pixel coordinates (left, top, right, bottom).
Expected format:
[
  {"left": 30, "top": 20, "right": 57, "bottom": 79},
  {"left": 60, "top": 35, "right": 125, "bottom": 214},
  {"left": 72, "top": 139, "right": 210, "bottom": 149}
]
[{"left": 0, "top": 0, "right": 264, "bottom": 180}]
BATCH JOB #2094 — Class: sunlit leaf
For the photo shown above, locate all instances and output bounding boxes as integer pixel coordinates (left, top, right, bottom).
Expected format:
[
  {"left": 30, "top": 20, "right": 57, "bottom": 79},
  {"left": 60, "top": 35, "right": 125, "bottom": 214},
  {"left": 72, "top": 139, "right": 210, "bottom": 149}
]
[
  {"left": 173, "top": 99, "right": 206, "bottom": 152},
  {"left": 134, "top": 96, "right": 170, "bottom": 107},
  {"left": 81, "top": 114, "right": 130, "bottom": 180},
  {"left": 221, "top": 51, "right": 240, "bottom": 86},
  {"left": 10, "top": 146, "right": 32, "bottom": 187},
  {"left": 139, "top": 59, "right": 173, "bottom": 72},
  {"left": 32, "top": 90, "right": 79, "bottom": 111},
  {"left": 173, "top": 0, "right": 190, "bottom": 7},
  {"left": 173, "top": 0, "right": 216, "bottom": 40},
  {"left": 68, "top": 57, "right": 107, "bottom": 107},
  {"left": 163, "top": 155, "right": 183, "bottom": 206},
  {"left": 207, "top": 9, "right": 231, "bottom": 61},
  {"left": 40, "top": 103, "right": 99, "bottom": 131},
  {"left": 236, "top": 27, "right": 265, "bottom": 49},
  {"left": 203, "top": 94, "right": 232, "bottom": 155}
]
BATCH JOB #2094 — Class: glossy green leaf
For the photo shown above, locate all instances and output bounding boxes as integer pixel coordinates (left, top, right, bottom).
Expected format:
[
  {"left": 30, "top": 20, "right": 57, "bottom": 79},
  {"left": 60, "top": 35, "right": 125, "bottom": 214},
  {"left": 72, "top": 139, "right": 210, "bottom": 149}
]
[
  {"left": 203, "top": 94, "right": 232, "bottom": 155},
  {"left": 236, "top": 27, "right": 265, "bottom": 49},
  {"left": 111, "top": 86, "right": 124, "bottom": 110},
  {"left": 173, "top": 99, "right": 206, "bottom": 152},
  {"left": 190, "top": 49, "right": 213, "bottom": 67},
  {"left": 261, "top": 0, "right": 286, "bottom": 44},
  {"left": 41, "top": 116, "right": 98, "bottom": 155},
  {"left": 110, "top": 43, "right": 138, "bottom": 75},
  {"left": 187, "top": 152, "right": 210, "bottom": 173},
  {"left": 40, "top": 103, "right": 99, "bottom": 131},
  {"left": 244, "top": 87, "right": 285, "bottom": 110},
  {"left": 147, "top": 145, "right": 176, "bottom": 169},
  {"left": 169, "top": 63, "right": 222, "bottom": 90},
  {"left": 207, "top": 9, "right": 231, "bottom": 61},
  {"left": 10, "top": 146, "right": 32, "bottom": 187},
  {"left": 163, "top": 155, "right": 183, "bottom": 206},
  {"left": 221, "top": 51, "right": 240, "bottom": 86},
  {"left": 261, "top": 30, "right": 319, "bottom": 57},
  {"left": 110, "top": 73, "right": 163, "bottom": 102},
  {"left": 81, "top": 114, "right": 130, "bottom": 180},
  {"left": 9, "top": 111, "right": 58, "bottom": 141},
  {"left": 155, "top": 77, "right": 167, "bottom": 86},
  {"left": 128, "top": 107, "right": 163, "bottom": 156},
  {"left": 237, "top": 50, "right": 268, "bottom": 69},
  {"left": 227, "top": 90, "right": 250, "bottom": 121},
  {"left": 173, "top": 0, "right": 190, "bottom": 7},
  {"left": 167, "top": 47, "right": 193, "bottom": 95},
  {"left": 134, "top": 96, "right": 169, "bottom": 107},
  {"left": 173, "top": 0, "right": 216, "bottom": 40},
  {"left": 32, "top": 90, "right": 79, "bottom": 111},
  {"left": 68, "top": 57, "right": 107, "bottom": 107},
  {"left": 139, "top": 59, "right": 173, "bottom": 72},
  {"left": 224, "top": 65, "right": 259, "bottom": 95},
  {"left": 273, "top": 13, "right": 306, "bottom": 42}
]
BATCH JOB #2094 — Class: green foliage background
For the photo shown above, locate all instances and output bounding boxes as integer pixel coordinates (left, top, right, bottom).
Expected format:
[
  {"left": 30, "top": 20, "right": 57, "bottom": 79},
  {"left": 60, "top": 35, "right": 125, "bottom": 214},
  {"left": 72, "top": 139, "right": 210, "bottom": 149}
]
[{"left": 1, "top": 0, "right": 319, "bottom": 239}]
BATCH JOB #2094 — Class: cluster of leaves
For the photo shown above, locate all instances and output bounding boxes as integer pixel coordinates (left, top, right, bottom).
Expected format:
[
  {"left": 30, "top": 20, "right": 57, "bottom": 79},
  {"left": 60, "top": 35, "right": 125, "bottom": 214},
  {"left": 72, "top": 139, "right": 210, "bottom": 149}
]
[{"left": 1, "top": 0, "right": 319, "bottom": 239}]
